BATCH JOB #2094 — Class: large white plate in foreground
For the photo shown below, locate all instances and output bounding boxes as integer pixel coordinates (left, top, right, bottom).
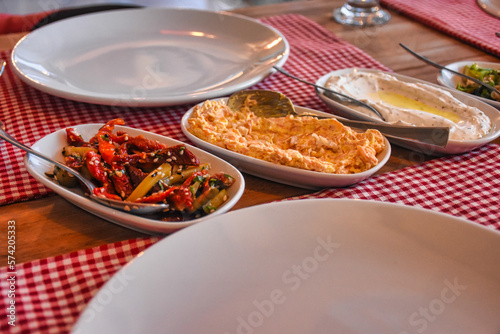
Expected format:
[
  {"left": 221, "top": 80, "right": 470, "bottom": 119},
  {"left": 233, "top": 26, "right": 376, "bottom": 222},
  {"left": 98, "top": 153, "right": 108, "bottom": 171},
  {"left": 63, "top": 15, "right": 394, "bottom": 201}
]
[
  {"left": 72, "top": 199, "right": 500, "bottom": 333},
  {"left": 11, "top": 8, "right": 288, "bottom": 107},
  {"left": 181, "top": 100, "right": 391, "bottom": 189},
  {"left": 24, "top": 124, "right": 244, "bottom": 234},
  {"left": 317, "top": 68, "right": 500, "bottom": 155},
  {"left": 437, "top": 60, "right": 500, "bottom": 109}
]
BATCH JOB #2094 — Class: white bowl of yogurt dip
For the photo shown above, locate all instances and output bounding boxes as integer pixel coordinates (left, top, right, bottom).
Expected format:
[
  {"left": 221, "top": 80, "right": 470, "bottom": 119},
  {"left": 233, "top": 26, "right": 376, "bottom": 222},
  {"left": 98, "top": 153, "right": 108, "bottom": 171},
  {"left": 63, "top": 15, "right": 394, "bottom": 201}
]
[{"left": 316, "top": 68, "right": 500, "bottom": 155}]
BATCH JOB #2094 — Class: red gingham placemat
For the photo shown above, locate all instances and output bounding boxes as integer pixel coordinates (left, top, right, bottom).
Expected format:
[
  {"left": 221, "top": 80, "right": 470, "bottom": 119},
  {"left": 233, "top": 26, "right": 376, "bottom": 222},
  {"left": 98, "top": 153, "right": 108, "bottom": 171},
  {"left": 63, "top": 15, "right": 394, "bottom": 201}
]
[
  {"left": 381, "top": 0, "right": 500, "bottom": 57},
  {"left": 1, "top": 143, "right": 499, "bottom": 333},
  {"left": 0, "top": 13, "right": 389, "bottom": 206},
  {"left": 0, "top": 11, "right": 56, "bottom": 34},
  {"left": 0, "top": 236, "right": 160, "bottom": 333},
  {"left": 287, "top": 143, "right": 500, "bottom": 231}
]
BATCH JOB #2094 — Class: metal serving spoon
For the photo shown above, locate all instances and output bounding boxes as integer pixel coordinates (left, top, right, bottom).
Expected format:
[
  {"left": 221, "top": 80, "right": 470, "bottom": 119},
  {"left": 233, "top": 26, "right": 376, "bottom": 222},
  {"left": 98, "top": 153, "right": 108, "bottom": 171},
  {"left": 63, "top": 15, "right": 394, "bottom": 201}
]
[
  {"left": 227, "top": 90, "right": 449, "bottom": 147},
  {"left": 400, "top": 43, "right": 500, "bottom": 98},
  {"left": 0, "top": 120, "right": 168, "bottom": 214},
  {"left": 272, "top": 66, "right": 386, "bottom": 121}
]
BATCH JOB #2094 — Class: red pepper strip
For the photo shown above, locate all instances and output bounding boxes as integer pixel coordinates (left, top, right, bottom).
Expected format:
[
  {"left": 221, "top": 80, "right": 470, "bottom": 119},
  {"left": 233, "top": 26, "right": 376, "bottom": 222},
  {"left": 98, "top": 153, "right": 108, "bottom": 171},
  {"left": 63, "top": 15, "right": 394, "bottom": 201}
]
[
  {"left": 167, "top": 171, "right": 206, "bottom": 211},
  {"left": 182, "top": 171, "right": 205, "bottom": 188},
  {"left": 135, "top": 187, "right": 176, "bottom": 204},
  {"left": 97, "top": 135, "right": 117, "bottom": 166},
  {"left": 64, "top": 155, "right": 83, "bottom": 170},
  {"left": 89, "top": 118, "right": 125, "bottom": 145},
  {"left": 98, "top": 141, "right": 134, "bottom": 199},
  {"left": 65, "top": 128, "right": 88, "bottom": 147},
  {"left": 85, "top": 150, "right": 132, "bottom": 200},
  {"left": 160, "top": 145, "right": 200, "bottom": 166},
  {"left": 124, "top": 145, "right": 200, "bottom": 166},
  {"left": 109, "top": 131, "right": 129, "bottom": 145},
  {"left": 92, "top": 187, "right": 122, "bottom": 201},
  {"left": 110, "top": 167, "right": 134, "bottom": 199},
  {"left": 115, "top": 142, "right": 129, "bottom": 160},
  {"left": 135, "top": 172, "right": 202, "bottom": 207},
  {"left": 114, "top": 142, "right": 149, "bottom": 168},
  {"left": 84, "top": 150, "right": 114, "bottom": 194},
  {"left": 128, "top": 165, "right": 147, "bottom": 188},
  {"left": 169, "top": 187, "right": 193, "bottom": 212},
  {"left": 91, "top": 120, "right": 135, "bottom": 199},
  {"left": 126, "top": 135, "right": 168, "bottom": 152},
  {"left": 88, "top": 119, "right": 125, "bottom": 165}
]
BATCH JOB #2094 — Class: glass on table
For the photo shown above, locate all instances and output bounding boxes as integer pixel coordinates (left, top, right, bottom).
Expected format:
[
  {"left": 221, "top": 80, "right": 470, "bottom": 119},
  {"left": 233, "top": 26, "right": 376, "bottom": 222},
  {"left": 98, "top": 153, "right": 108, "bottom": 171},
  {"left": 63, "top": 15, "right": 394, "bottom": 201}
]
[{"left": 333, "top": 0, "right": 391, "bottom": 26}]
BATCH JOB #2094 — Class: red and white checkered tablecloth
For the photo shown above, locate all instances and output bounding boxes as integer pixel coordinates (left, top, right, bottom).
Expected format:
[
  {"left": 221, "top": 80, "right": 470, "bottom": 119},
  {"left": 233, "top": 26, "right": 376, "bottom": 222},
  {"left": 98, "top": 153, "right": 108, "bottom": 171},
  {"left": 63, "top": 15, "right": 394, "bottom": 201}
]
[
  {"left": 0, "top": 13, "right": 389, "bottom": 206},
  {"left": 0, "top": 236, "right": 161, "bottom": 333},
  {"left": 1, "top": 13, "right": 500, "bottom": 334},
  {"left": 288, "top": 143, "right": 500, "bottom": 231},
  {"left": 1, "top": 143, "right": 499, "bottom": 334},
  {"left": 381, "top": 0, "right": 500, "bottom": 57}
]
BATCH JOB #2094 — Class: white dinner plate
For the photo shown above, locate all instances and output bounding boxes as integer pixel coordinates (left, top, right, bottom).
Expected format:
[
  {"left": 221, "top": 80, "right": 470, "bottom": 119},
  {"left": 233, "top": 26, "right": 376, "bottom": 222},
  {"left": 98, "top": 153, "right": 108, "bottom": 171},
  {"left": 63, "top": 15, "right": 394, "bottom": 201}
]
[
  {"left": 72, "top": 199, "right": 500, "bottom": 334},
  {"left": 316, "top": 68, "right": 500, "bottom": 155},
  {"left": 24, "top": 123, "right": 245, "bottom": 234},
  {"left": 437, "top": 60, "right": 500, "bottom": 109},
  {"left": 181, "top": 100, "right": 391, "bottom": 189},
  {"left": 11, "top": 8, "right": 289, "bottom": 107},
  {"left": 477, "top": 0, "right": 500, "bottom": 18}
]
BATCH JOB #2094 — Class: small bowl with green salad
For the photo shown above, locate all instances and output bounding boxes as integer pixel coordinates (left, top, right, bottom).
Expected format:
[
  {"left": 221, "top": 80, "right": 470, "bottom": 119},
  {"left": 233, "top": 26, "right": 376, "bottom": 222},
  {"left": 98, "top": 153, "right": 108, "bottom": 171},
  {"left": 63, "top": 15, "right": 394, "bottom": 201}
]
[{"left": 437, "top": 60, "right": 500, "bottom": 109}]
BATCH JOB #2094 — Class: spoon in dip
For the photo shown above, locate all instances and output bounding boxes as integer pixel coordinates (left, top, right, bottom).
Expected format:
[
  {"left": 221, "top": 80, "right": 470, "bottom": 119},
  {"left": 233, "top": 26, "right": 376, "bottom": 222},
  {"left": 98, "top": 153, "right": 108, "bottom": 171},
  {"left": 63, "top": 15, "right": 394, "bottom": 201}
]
[
  {"left": 0, "top": 120, "right": 169, "bottom": 215},
  {"left": 272, "top": 66, "right": 386, "bottom": 121},
  {"left": 227, "top": 90, "right": 449, "bottom": 147}
]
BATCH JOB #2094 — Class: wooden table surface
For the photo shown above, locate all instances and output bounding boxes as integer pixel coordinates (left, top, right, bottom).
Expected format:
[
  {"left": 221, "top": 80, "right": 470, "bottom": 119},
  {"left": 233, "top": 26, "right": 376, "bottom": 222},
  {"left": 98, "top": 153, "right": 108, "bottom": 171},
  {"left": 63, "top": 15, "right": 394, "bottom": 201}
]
[{"left": 1, "top": 0, "right": 499, "bottom": 264}]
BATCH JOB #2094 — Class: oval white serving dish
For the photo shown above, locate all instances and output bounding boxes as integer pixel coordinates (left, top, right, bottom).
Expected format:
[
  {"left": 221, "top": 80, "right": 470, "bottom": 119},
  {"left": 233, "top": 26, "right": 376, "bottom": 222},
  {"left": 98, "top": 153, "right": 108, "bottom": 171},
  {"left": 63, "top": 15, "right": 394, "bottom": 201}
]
[
  {"left": 181, "top": 100, "right": 391, "bottom": 189},
  {"left": 24, "top": 123, "right": 245, "bottom": 234},
  {"left": 316, "top": 68, "right": 500, "bottom": 155}
]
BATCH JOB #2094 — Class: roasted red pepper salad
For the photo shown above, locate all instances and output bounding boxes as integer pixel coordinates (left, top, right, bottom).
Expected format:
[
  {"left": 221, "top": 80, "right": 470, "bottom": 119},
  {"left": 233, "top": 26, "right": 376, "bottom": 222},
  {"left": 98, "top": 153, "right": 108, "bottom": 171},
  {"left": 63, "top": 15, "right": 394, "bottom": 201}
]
[{"left": 47, "top": 119, "right": 236, "bottom": 221}]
